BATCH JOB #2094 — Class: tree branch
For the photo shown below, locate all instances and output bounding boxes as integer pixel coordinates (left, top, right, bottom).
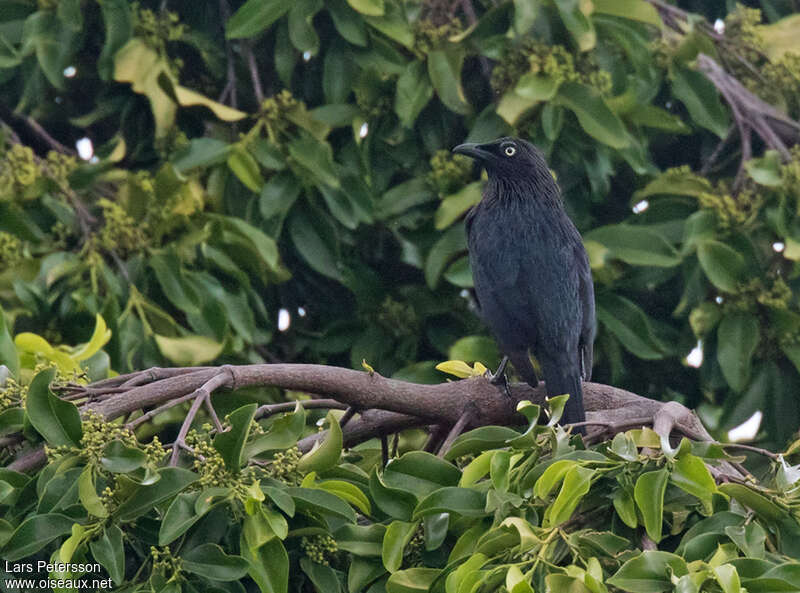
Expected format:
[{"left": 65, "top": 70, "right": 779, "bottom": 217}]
[{"left": 7, "top": 363, "right": 725, "bottom": 473}]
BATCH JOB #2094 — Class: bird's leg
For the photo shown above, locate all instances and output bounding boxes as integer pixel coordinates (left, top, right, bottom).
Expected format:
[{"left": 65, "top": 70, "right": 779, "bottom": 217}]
[{"left": 486, "top": 356, "right": 513, "bottom": 398}]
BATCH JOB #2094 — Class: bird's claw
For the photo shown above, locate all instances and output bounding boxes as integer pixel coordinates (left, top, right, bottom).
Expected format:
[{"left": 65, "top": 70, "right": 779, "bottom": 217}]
[{"left": 487, "top": 367, "right": 513, "bottom": 399}]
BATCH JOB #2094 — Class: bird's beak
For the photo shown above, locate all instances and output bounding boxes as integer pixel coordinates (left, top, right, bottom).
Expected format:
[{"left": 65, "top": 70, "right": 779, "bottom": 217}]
[{"left": 453, "top": 142, "right": 491, "bottom": 161}]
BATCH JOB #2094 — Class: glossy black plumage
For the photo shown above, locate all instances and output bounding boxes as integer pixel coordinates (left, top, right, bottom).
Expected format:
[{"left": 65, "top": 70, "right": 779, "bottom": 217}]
[{"left": 453, "top": 137, "right": 595, "bottom": 430}]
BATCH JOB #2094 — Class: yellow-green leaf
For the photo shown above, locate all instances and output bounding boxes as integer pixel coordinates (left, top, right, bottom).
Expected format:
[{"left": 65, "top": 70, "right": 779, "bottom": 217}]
[
  {"left": 297, "top": 411, "right": 343, "bottom": 473},
  {"left": 174, "top": 86, "right": 247, "bottom": 121},
  {"left": 154, "top": 334, "right": 223, "bottom": 366},
  {"left": 71, "top": 314, "right": 111, "bottom": 361}
]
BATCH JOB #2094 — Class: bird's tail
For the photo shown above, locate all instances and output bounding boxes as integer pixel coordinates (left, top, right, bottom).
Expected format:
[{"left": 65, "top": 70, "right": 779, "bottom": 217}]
[{"left": 541, "top": 361, "right": 585, "bottom": 433}]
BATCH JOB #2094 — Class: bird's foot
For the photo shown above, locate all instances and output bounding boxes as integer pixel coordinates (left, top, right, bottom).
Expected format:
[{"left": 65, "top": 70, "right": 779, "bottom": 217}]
[{"left": 486, "top": 356, "right": 513, "bottom": 399}]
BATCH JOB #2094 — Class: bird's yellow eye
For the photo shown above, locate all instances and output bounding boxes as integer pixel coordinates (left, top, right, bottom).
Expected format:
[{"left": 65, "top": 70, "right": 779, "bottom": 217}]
[{"left": 504, "top": 146, "right": 516, "bottom": 156}]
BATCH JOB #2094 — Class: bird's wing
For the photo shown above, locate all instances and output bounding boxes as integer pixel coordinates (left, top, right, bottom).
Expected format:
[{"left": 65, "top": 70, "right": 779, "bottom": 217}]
[{"left": 576, "top": 243, "right": 595, "bottom": 381}]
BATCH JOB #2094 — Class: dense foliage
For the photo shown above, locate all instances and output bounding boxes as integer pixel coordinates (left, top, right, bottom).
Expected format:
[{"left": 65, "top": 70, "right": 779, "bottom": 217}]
[
  {"left": 3, "top": 0, "right": 800, "bottom": 591},
  {"left": 1, "top": 0, "right": 800, "bottom": 443},
  {"left": 3, "top": 354, "right": 800, "bottom": 592}
]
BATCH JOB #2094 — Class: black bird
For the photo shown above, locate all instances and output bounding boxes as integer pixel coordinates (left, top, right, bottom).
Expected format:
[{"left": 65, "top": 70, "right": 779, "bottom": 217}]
[{"left": 453, "top": 137, "right": 595, "bottom": 431}]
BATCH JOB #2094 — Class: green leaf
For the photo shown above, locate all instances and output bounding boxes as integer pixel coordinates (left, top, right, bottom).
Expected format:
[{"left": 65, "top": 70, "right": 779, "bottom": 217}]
[
  {"left": 383, "top": 521, "right": 419, "bottom": 573},
  {"left": 349, "top": 557, "right": 386, "bottom": 592},
  {"left": 226, "top": 0, "right": 290, "bottom": 38},
  {"left": 288, "top": 0, "right": 321, "bottom": 55},
  {"left": 0, "top": 407, "right": 24, "bottom": 437},
  {"left": 395, "top": 61, "right": 434, "bottom": 128},
  {"left": 300, "top": 557, "right": 343, "bottom": 592},
  {"left": 327, "top": 0, "right": 368, "bottom": 45},
  {"left": 100, "top": 440, "right": 148, "bottom": 473},
  {"left": 214, "top": 403, "right": 257, "bottom": 472},
  {"left": 97, "top": 0, "right": 132, "bottom": 80},
  {"left": 183, "top": 543, "right": 249, "bottom": 581},
  {"left": 246, "top": 403, "right": 307, "bottom": 457},
  {"left": 535, "top": 460, "right": 577, "bottom": 499},
  {"left": 241, "top": 536, "right": 289, "bottom": 593},
  {"left": 208, "top": 214, "right": 283, "bottom": 274},
  {"left": 725, "top": 522, "right": 766, "bottom": 559},
  {"left": 634, "top": 469, "right": 669, "bottom": 543},
  {"left": 347, "top": 0, "right": 384, "bottom": 16},
  {"left": 554, "top": 0, "right": 595, "bottom": 50},
  {"left": 25, "top": 367, "right": 82, "bottom": 447},
  {"left": 370, "top": 468, "right": 418, "bottom": 521},
  {"left": 425, "top": 224, "right": 466, "bottom": 289},
  {"left": 24, "top": 11, "right": 73, "bottom": 89},
  {"left": 585, "top": 224, "right": 681, "bottom": 267},
  {"left": 312, "top": 478, "right": 371, "bottom": 515},
  {"left": 363, "top": 2, "right": 414, "bottom": 48},
  {"left": 383, "top": 451, "right": 461, "bottom": 498},
  {"left": 335, "top": 523, "right": 385, "bottom": 557},
  {"left": 671, "top": 453, "right": 716, "bottom": 511},
  {"left": 413, "top": 487, "right": 487, "bottom": 519},
  {"left": 718, "top": 483, "right": 786, "bottom": 521},
  {"left": 0, "top": 305, "right": 19, "bottom": 378},
  {"left": 555, "top": 83, "right": 629, "bottom": 148},
  {"left": 159, "top": 491, "right": 202, "bottom": 545},
  {"left": 713, "top": 564, "right": 742, "bottom": 593},
  {"left": 593, "top": 0, "right": 660, "bottom": 25},
  {"left": 613, "top": 484, "right": 638, "bottom": 528},
  {"left": 745, "top": 150, "right": 783, "bottom": 187},
  {"left": 626, "top": 104, "right": 691, "bottom": 133},
  {"left": 434, "top": 182, "right": 482, "bottom": 230},
  {"left": 154, "top": 334, "right": 223, "bottom": 366},
  {"left": 174, "top": 86, "right": 247, "bottom": 121},
  {"left": 515, "top": 73, "right": 560, "bottom": 101},
  {"left": 287, "top": 486, "right": 357, "bottom": 522},
  {"left": 634, "top": 169, "right": 713, "bottom": 200},
  {"left": 89, "top": 526, "right": 125, "bottom": 585},
  {"left": 671, "top": 66, "right": 729, "bottom": 138},
  {"left": 445, "top": 426, "right": 520, "bottom": 460},
  {"left": 2, "top": 513, "right": 75, "bottom": 561},
  {"left": 608, "top": 551, "right": 689, "bottom": 593},
  {"left": 697, "top": 240, "right": 746, "bottom": 293},
  {"left": 116, "top": 467, "right": 198, "bottom": 521},
  {"left": 228, "top": 146, "right": 265, "bottom": 192},
  {"left": 545, "top": 466, "right": 595, "bottom": 526},
  {"left": 113, "top": 39, "right": 176, "bottom": 138},
  {"left": 760, "top": 13, "right": 800, "bottom": 60},
  {"left": 596, "top": 293, "right": 666, "bottom": 360},
  {"left": 288, "top": 134, "right": 340, "bottom": 189},
  {"left": 427, "top": 48, "right": 470, "bottom": 115},
  {"left": 78, "top": 466, "right": 108, "bottom": 518},
  {"left": 297, "top": 410, "right": 343, "bottom": 473},
  {"left": 386, "top": 568, "right": 440, "bottom": 593},
  {"left": 289, "top": 207, "right": 343, "bottom": 282},
  {"left": 173, "top": 138, "right": 230, "bottom": 172},
  {"left": 717, "top": 313, "right": 759, "bottom": 392}
]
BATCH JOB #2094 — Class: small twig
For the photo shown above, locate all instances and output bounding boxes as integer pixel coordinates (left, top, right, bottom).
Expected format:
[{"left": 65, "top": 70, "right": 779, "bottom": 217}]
[
  {"left": 438, "top": 409, "right": 474, "bottom": 458},
  {"left": 701, "top": 125, "right": 736, "bottom": 175},
  {"left": 244, "top": 42, "right": 264, "bottom": 104},
  {"left": 641, "top": 535, "right": 657, "bottom": 551},
  {"left": 170, "top": 395, "right": 210, "bottom": 466},
  {"left": 424, "top": 424, "right": 447, "bottom": 453},
  {"left": 381, "top": 433, "right": 389, "bottom": 466},
  {"left": 218, "top": 0, "right": 238, "bottom": 110},
  {"left": 127, "top": 388, "right": 200, "bottom": 430},
  {"left": 204, "top": 396, "right": 224, "bottom": 433},
  {"left": 339, "top": 406, "right": 357, "bottom": 428},
  {"left": 22, "top": 115, "right": 74, "bottom": 155},
  {"left": 723, "top": 442, "right": 779, "bottom": 461},
  {"left": 254, "top": 399, "right": 348, "bottom": 421},
  {"left": 0, "top": 435, "right": 23, "bottom": 449}
]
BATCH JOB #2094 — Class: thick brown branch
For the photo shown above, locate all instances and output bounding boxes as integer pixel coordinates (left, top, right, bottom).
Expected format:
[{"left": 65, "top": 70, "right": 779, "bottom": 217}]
[{"left": 9, "top": 363, "right": 718, "bottom": 473}]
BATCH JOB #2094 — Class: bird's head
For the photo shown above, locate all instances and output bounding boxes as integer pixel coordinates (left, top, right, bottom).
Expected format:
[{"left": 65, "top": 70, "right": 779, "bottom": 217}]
[{"left": 452, "top": 137, "right": 551, "bottom": 181}]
